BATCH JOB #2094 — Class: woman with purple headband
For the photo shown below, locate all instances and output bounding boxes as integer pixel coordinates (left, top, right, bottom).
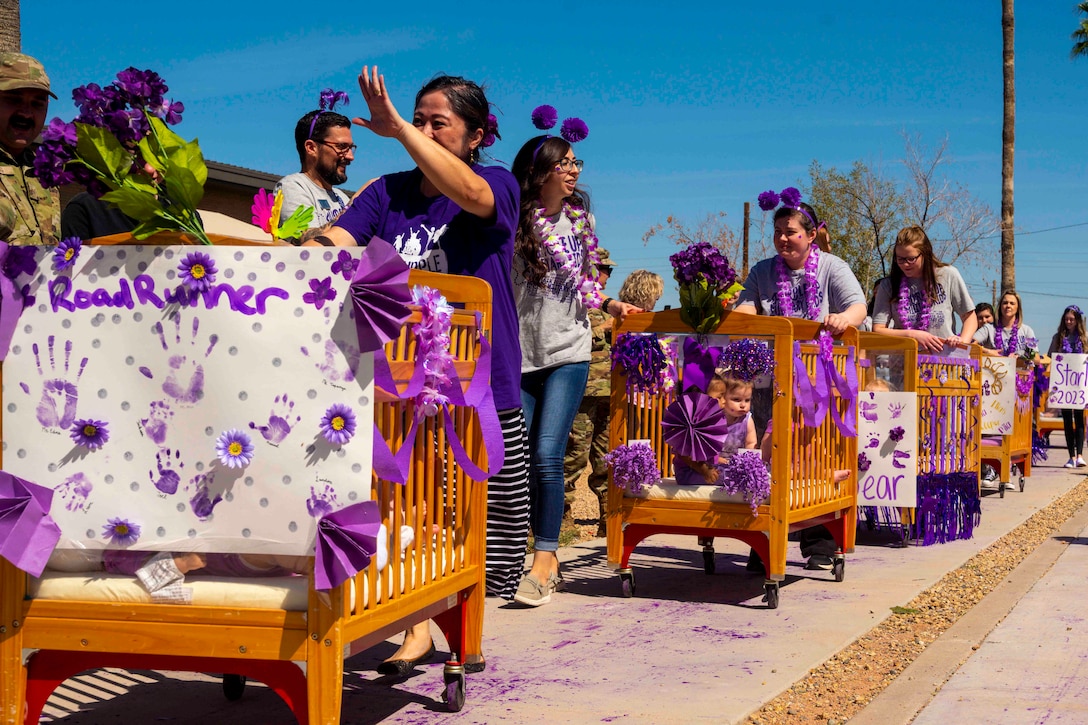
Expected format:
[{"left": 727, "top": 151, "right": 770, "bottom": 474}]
[
  {"left": 1047, "top": 305, "right": 1088, "bottom": 467},
  {"left": 736, "top": 188, "right": 866, "bottom": 572},
  {"left": 307, "top": 66, "right": 526, "bottom": 674},
  {"left": 508, "top": 116, "right": 640, "bottom": 607}
]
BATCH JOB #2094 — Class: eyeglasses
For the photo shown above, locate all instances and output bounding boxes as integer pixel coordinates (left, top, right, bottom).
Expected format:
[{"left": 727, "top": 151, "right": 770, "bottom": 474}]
[
  {"left": 554, "top": 158, "right": 584, "bottom": 173},
  {"left": 319, "top": 141, "right": 357, "bottom": 155},
  {"left": 598, "top": 264, "right": 614, "bottom": 275},
  {"left": 895, "top": 253, "right": 922, "bottom": 265}
]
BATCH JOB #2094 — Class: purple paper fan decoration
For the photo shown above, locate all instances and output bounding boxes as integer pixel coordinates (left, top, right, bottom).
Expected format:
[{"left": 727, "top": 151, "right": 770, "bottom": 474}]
[
  {"left": 757, "top": 190, "right": 780, "bottom": 212},
  {"left": 560, "top": 117, "right": 589, "bottom": 144},
  {"left": 661, "top": 390, "right": 729, "bottom": 463},
  {"left": 531, "top": 104, "right": 558, "bottom": 130}
]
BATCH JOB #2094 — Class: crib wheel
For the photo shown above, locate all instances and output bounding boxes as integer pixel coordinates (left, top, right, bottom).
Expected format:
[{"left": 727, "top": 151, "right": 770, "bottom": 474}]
[
  {"left": 763, "top": 582, "right": 779, "bottom": 609},
  {"left": 832, "top": 557, "right": 845, "bottom": 583},
  {"left": 999, "top": 482, "right": 1006, "bottom": 499},
  {"left": 702, "top": 549, "right": 715, "bottom": 575},
  {"left": 222, "top": 674, "right": 246, "bottom": 701},
  {"left": 441, "top": 667, "right": 466, "bottom": 712},
  {"left": 619, "top": 569, "right": 636, "bottom": 597},
  {"left": 1019, "top": 475, "right": 1026, "bottom": 493}
]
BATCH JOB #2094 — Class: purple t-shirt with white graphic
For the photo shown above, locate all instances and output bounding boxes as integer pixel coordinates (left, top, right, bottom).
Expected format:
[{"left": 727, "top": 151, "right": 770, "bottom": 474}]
[{"left": 334, "top": 165, "right": 522, "bottom": 410}]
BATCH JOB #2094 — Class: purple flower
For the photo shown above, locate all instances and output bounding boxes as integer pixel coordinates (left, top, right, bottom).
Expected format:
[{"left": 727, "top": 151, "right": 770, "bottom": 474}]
[
  {"left": 42, "top": 117, "right": 77, "bottom": 147},
  {"left": 216, "top": 429, "right": 254, "bottom": 469},
  {"left": 560, "top": 117, "right": 589, "bottom": 143},
  {"left": 102, "top": 517, "right": 141, "bottom": 546},
  {"left": 858, "top": 452, "right": 871, "bottom": 472},
  {"left": 105, "top": 108, "right": 149, "bottom": 143},
  {"left": 717, "top": 339, "right": 774, "bottom": 383},
  {"left": 178, "top": 252, "right": 217, "bottom": 291},
  {"left": 718, "top": 450, "right": 771, "bottom": 515},
  {"left": 669, "top": 241, "right": 737, "bottom": 288},
  {"left": 320, "top": 404, "right": 357, "bottom": 446},
  {"left": 72, "top": 82, "right": 120, "bottom": 126},
  {"left": 149, "top": 99, "right": 185, "bottom": 125},
  {"left": 531, "top": 104, "right": 558, "bottom": 130},
  {"left": 303, "top": 276, "right": 336, "bottom": 309},
  {"left": 604, "top": 442, "right": 660, "bottom": 494},
  {"left": 330, "top": 250, "right": 358, "bottom": 280},
  {"left": 70, "top": 418, "right": 109, "bottom": 449},
  {"left": 114, "top": 67, "right": 168, "bottom": 106},
  {"left": 888, "top": 426, "right": 905, "bottom": 443},
  {"left": 779, "top": 187, "right": 802, "bottom": 207},
  {"left": 3, "top": 246, "right": 37, "bottom": 280},
  {"left": 53, "top": 236, "right": 83, "bottom": 271},
  {"left": 481, "top": 113, "right": 499, "bottom": 148},
  {"left": 30, "top": 139, "right": 77, "bottom": 188},
  {"left": 757, "top": 190, "right": 780, "bottom": 211}
]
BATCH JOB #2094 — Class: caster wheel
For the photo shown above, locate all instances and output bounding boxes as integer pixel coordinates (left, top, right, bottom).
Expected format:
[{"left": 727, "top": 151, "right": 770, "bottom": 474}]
[
  {"left": 441, "top": 670, "right": 466, "bottom": 712},
  {"left": 222, "top": 674, "right": 246, "bottom": 701},
  {"left": 702, "top": 549, "right": 715, "bottom": 575},
  {"left": 1019, "top": 476, "right": 1026, "bottom": 493},
  {"left": 619, "top": 570, "right": 636, "bottom": 598},
  {"left": 763, "top": 582, "right": 779, "bottom": 609},
  {"left": 832, "top": 557, "right": 845, "bottom": 582}
]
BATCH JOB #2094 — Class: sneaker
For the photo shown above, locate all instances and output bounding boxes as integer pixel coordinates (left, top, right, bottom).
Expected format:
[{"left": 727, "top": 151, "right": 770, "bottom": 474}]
[
  {"left": 513, "top": 573, "right": 555, "bottom": 607},
  {"left": 805, "top": 555, "right": 834, "bottom": 571},
  {"left": 1078, "top": 457, "right": 1086, "bottom": 468},
  {"left": 1066, "top": 458, "right": 1077, "bottom": 469}
]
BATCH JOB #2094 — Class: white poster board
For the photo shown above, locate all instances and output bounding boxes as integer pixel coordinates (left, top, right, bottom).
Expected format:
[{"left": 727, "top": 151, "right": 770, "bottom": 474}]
[
  {"left": 857, "top": 391, "right": 917, "bottom": 507},
  {"left": 981, "top": 356, "right": 1017, "bottom": 436},
  {"left": 1048, "top": 353, "right": 1088, "bottom": 409},
  {"left": 2, "top": 245, "right": 374, "bottom": 555}
]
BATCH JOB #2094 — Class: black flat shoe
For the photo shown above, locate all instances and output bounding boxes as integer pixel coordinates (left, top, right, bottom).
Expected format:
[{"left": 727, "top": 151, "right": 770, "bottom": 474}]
[
  {"left": 376, "top": 641, "right": 436, "bottom": 676},
  {"left": 464, "top": 655, "right": 486, "bottom": 673}
]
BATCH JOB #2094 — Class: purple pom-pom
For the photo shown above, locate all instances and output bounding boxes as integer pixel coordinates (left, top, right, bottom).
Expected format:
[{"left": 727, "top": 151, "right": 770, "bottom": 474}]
[
  {"left": 531, "top": 104, "right": 558, "bottom": 130},
  {"left": 560, "top": 117, "right": 589, "bottom": 143},
  {"left": 757, "top": 190, "right": 780, "bottom": 211},
  {"left": 779, "top": 186, "right": 802, "bottom": 207}
]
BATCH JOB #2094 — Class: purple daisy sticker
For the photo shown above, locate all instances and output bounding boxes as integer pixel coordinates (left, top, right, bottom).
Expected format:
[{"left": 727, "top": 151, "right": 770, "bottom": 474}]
[
  {"left": 330, "top": 250, "right": 358, "bottom": 281},
  {"left": 320, "top": 403, "right": 357, "bottom": 446},
  {"left": 178, "top": 252, "right": 217, "bottom": 291},
  {"left": 102, "top": 517, "right": 141, "bottom": 546},
  {"left": 53, "top": 236, "right": 83, "bottom": 271},
  {"left": 70, "top": 418, "right": 109, "bottom": 449},
  {"left": 215, "top": 428, "right": 254, "bottom": 468},
  {"left": 303, "top": 276, "right": 336, "bottom": 310}
]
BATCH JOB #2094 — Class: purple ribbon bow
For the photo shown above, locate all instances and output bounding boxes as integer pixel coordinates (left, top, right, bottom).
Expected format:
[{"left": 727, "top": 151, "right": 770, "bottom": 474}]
[
  {"left": 792, "top": 340, "right": 858, "bottom": 438},
  {"left": 0, "top": 471, "right": 62, "bottom": 577},
  {"left": 681, "top": 337, "right": 723, "bottom": 393}
]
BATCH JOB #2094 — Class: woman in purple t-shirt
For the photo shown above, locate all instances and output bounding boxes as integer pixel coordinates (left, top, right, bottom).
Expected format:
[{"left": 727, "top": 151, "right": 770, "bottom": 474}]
[{"left": 309, "top": 67, "right": 528, "bottom": 674}]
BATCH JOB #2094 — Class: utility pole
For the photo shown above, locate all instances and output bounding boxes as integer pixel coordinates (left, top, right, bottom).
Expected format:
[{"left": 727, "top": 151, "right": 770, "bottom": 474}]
[{"left": 742, "top": 202, "right": 750, "bottom": 279}]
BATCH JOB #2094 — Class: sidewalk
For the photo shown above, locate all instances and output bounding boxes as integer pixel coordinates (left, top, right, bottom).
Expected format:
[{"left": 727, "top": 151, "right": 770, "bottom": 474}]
[{"left": 39, "top": 459, "right": 1085, "bottom": 724}]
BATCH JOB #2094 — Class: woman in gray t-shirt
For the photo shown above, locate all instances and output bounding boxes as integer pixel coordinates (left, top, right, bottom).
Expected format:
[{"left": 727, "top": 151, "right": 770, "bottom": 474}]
[{"left": 871, "top": 226, "right": 978, "bottom": 352}]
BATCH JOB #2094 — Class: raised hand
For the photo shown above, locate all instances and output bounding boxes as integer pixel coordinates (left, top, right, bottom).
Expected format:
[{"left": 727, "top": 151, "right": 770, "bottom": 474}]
[{"left": 353, "top": 65, "right": 408, "bottom": 139}]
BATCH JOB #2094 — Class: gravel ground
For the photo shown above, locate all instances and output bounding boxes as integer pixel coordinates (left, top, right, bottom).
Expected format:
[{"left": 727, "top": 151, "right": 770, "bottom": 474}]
[
  {"left": 746, "top": 475, "right": 1088, "bottom": 725},
  {"left": 566, "top": 465, "right": 605, "bottom": 543}
]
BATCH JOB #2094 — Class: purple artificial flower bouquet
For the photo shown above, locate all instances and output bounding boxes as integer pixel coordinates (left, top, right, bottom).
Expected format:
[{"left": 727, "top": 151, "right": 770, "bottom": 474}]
[{"left": 668, "top": 242, "right": 743, "bottom": 334}]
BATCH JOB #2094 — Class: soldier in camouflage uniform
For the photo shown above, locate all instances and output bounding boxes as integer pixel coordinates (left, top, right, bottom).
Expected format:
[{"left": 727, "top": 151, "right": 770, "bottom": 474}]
[
  {"left": 563, "top": 248, "right": 615, "bottom": 535},
  {"left": 0, "top": 53, "right": 60, "bottom": 246}
]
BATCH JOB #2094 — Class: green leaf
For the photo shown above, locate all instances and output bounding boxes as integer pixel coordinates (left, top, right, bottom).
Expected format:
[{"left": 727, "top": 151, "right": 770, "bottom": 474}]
[
  {"left": 75, "top": 124, "right": 131, "bottom": 184},
  {"left": 163, "top": 164, "right": 204, "bottom": 210},
  {"left": 278, "top": 205, "right": 315, "bottom": 240},
  {"left": 130, "top": 217, "right": 180, "bottom": 240},
  {"left": 99, "top": 188, "right": 163, "bottom": 221}
]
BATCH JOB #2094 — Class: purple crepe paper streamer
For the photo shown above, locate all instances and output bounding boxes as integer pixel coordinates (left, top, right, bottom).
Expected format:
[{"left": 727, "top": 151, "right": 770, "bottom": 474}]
[
  {"left": 349, "top": 237, "right": 413, "bottom": 354},
  {"left": 0, "top": 471, "right": 62, "bottom": 577},
  {"left": 911, "top": 472, "right": 980, "bottom": 546},
  {"left": 792, "top": 341, "right": 859, "bottom": 438},
  {"left": 0, "top": 242, "right": 28, "bottom": 360},
  {"left": 314, "top": 499, "right": 381, "bottom": 590}
]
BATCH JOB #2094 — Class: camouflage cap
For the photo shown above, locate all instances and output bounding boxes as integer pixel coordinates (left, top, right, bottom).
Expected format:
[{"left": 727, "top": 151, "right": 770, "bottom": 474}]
[
  {"left": 597, "top": 247, "right": 615, "bottom": 267},
  {"left": 0, "top": 53, "right": 57, "bottom": 99}
]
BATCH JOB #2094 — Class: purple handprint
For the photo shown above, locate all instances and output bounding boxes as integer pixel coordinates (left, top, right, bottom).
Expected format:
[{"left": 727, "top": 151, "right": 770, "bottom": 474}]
[
  {"left": 866, "top": 435, "right": 880, "bottom": 449},
  {"left": 140, "top": 400, "right": 173, "bottom": 445},
  {"left": 888, "top": 402, "right": 905, "bottom": 419},
  {"left": 152, "top": 316, "right": 219, "bottom": 406},
  {"left": 860, "top": 401, "right": 879, "bottom": 423},
  {"left": 300, "top": 338, "right": 361, "bottom": 384},
  {"left": 892, "top": 450, "right": 912, "bottom": 469},
  {"left": 187, "top": 473, "right": 223, "bottom": 521},
  {"left": 150, "top": 448, "right": 183, "bottom": 495},
  {"left": 57, "top": 472, "right": 93, "bottom": 512},
  {"left": 31, "top": 336, "right": 88, "bottom": 430},
  {"left": 248, "top": 394, "right": 301, "bottom": 445},
  {"left": 306, "top": 483, "right": 338, "bottom": 519}
]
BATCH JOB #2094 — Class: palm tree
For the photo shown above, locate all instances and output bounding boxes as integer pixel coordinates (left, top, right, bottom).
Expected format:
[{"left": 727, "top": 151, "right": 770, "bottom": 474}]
[
  {"left": 1073, "top": 2, "right": 1088, "bottom": 60},
  {"left": 1000, "top": 0, "right": 1015, "bottom": 292},
  {"left": 0, "top": 0, "right": 19, "bottom": 53}
]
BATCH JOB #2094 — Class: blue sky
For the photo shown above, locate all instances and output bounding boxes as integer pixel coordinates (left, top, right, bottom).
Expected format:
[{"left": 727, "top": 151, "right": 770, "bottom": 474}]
[{"left": 22, "top": 2, "right": 1088, "bottom": 338}]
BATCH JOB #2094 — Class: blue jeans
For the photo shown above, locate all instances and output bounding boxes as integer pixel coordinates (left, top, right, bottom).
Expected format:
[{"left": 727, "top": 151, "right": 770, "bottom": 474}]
[{"left": 521, "top": 361, "right": 590, "bottom": 551}]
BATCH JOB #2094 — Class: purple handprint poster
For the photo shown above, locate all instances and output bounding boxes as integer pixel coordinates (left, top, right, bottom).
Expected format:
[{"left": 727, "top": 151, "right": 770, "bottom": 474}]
[
  {"left": 856, "top": 391, "right": 917, "bottom": 507},
  {"left": 2, "top": 245, "right": 374, "bottom": 556}
]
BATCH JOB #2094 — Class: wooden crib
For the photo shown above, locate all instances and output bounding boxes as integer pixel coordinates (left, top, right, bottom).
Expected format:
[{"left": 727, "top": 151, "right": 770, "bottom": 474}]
[
  {"left": 0, "top": 242, "right": 490, "bottom": 725},
  {"left": 605, "top": 312, "right": 859, "bottom": 609},
  {"left": 981, "top": 359, "right": 1034, "bottom": 496}
]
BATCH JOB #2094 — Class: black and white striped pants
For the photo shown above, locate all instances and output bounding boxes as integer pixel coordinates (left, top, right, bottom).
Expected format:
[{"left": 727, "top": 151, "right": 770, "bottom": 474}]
[{"left": 485, "top": 407, "right": 531, "bottom": 600}]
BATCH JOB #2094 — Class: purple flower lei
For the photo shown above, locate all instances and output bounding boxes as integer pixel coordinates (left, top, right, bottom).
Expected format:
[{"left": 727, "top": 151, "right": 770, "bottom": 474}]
[
  {"left": 411, "top": 285, "right": 455, "bottom": 417},
  {"left": 533, "top": 203, "right": 605, "bottom": 309},
  {"left": 994, "top": 322, "right": 1019, "bottom": 357},
  {"left": 774, "top": 246, "right": 821, "bottom": 320},
  {"left": 896, "top": 281, "right": 931, "bottom": 332},
  {"left": 1061, "top": 332, "right": 1084, "bottom": 354}
]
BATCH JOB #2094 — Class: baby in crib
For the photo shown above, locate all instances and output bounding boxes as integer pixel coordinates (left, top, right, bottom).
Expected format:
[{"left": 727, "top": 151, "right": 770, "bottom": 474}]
[{"left": 674, "top": 374, "right": 758, "bottom": 485}]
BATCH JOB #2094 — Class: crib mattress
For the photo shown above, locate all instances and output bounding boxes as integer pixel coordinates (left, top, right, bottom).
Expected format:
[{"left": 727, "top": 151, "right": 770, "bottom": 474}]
[{"left": 626, "top": 478, "right": 766, "bottom": 506}]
